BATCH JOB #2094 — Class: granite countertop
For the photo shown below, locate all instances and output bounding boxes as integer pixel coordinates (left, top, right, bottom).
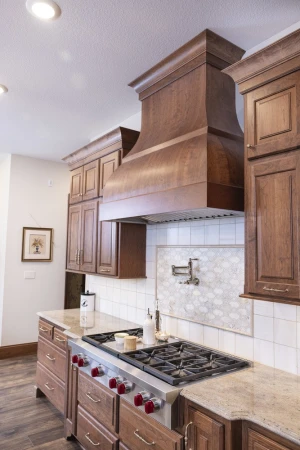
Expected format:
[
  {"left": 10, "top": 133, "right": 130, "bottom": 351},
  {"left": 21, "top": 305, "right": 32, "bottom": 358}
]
[
  {"left": 37, "top": 308, "right": 139, "bottom": 339},
  {"left": 182, "top": 363, "right": 300, "bottom": 445}
]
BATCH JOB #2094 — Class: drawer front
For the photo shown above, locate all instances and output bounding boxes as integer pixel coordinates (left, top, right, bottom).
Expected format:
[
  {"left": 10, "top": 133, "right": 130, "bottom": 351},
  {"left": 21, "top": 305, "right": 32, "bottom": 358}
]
[
  {"left": 78, "top": 371, "right": 118, "bottom": 433},
  {"left": 53, "top": 328, "right": 68, "bottom": 351},
  {"left": 38, "top": 319, "right": 53, "bottom": 341},
  {"left": 36, "top": 362, "right": 65, "bottom": 414},
  {"left": 77, "top": 405, "right": 118, "bottom": 450},
  {"left": 248, "top": 429, "right": 292, "bottom": 450},
  {"left": 119, "top": 444, "right": 130, "bottom": 450},
  {"left": 119, "top": 399, "right": 182, "bottom": 450},
  {"left": 37, "top": 337, "right": 66, "bottom": 382}
]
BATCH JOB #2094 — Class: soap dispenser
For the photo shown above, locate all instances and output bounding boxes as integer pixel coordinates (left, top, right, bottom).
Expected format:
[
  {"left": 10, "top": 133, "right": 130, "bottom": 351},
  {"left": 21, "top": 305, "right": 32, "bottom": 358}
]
[{"left": 143, "top": 308, "right": 156, "bottom": 345}]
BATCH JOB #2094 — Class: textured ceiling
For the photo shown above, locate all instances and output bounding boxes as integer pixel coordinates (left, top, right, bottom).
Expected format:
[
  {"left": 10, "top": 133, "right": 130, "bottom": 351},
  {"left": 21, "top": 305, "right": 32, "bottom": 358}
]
[{"left": 0, "top": 0, "right": 300, "bottom": 161}]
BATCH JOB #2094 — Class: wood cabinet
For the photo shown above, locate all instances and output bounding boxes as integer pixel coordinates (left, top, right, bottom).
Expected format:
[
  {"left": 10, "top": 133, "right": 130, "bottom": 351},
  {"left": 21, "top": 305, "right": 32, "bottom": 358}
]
[
  {"left": 67, "top": 201, "right": 98, "bottom": 273},
  {"left": 83, "top": 159, "right": 99, "bottom": 201},
  {"left": 36, "top": 362, "right": 65, "bottom": 414},
  {"left": 64, "top": 348, "right": 78, "bottom": 438},
  {"left": 69, "top": 167, "right": 83, "bottom": 204},
  {"left": 245, "top": 72, "right": 300, "bottom": 160},
  {"left": 247, "top": 429, "right": 291, "bottom": 450},
  {"left": 246, "top": 151, "right": 300, "bottom": 301},
  {"left": 119, "top": 399, "right": 182, "bottom": 450},
  {"left": 97, "top": 222, "right": 146, "bottom": 278},
  {"left": 77, "top": 406, "right": 119, "bottom": 450},
  {"left": 224, "top": 29, "right": 300, "bottom": 305},
  {"left": 186, "top": 404, "right": 225, "bottom": 450},
  {"left": 242, "top": 423, "right": 300, "bottom": 450},
  {"left": 99, "top": 150, "right": 120, "bottom": 196}
]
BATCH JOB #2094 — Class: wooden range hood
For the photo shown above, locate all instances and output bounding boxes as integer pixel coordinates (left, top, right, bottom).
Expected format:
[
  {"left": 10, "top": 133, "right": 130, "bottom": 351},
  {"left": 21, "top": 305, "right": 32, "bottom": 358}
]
[{"left": 100, "top": 30, "right": 245, "bottom": 224}]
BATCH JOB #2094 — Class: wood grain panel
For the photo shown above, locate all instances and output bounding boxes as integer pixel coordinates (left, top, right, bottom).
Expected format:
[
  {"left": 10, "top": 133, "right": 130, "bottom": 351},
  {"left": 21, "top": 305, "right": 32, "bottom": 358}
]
[
  {"left": 36, "top": 362, "right": 65, "bottom": 414},
  {"left": 119, "top": 399, "right": 182, "bottom": 450},
  {"left": 77, "top": 405, "right": 118, "bottom": 450},
  {"left": 83, "top": 160, "right": 99, "bottom": 201},
  {"left": 37, "top": 337, "right": 66, "bottom": 382},
  {"left": 38, "top": 319, "right": 53, "bottom": 341},
  {"left": 187, "top": 405, "right": 225, "bottom": 450},
  {"left": 97, "top": 221, "right": 118, "bottom": 276},
  {"left": 66, "top": 205, "right": 81, "bottom": 271},
  {"left": 80, "top": 201, "right": 98, "bottom": 273},
  {"left": 248, "top": 429, "right": 292, "bottom": 450},
  {"left": 53, "top": 328, "right": 67, "bottom": 351},
  {"left": 99, "top": 150, "right": 120, "bottom": 196},
  {"left": 77, "top": 371, "right": 118, "bottom": 433},
  {"left": 69, "top": 167, "right": 83, "bottom": 204}
]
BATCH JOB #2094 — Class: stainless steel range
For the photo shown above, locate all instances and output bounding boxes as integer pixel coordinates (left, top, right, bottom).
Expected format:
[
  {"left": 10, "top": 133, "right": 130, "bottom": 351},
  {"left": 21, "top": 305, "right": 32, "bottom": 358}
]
[{"left": 70, "top": 328, "right": 250, "bottom": 430}]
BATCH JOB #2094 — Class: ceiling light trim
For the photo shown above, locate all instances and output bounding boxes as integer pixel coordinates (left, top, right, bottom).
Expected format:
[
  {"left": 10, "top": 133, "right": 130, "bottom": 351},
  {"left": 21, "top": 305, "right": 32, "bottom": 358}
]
[{"left": 26, "top": 0, "right": 61, "bottom": 21}]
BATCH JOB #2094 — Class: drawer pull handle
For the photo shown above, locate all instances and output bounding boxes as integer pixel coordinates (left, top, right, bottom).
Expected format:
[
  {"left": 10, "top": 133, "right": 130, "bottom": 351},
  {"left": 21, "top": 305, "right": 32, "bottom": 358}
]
[
  {"left": 86, "top": 392, "right": 101, "bottom": 403},
  {"left": 100, "top": 269, "right": 111, "bottom": 273},
  {"left": 184, "top": 422, "right": 193, "bottom": 450},
  {"left": 85, "top": 433, "right": 100, "bottom": 446},
  {"left": 39, "top": 327, "right": 48, "bottom": 332},
  {"left": 246, "top": 144, "right": 255, "bottom": 149},
  {"left": 134, "top": 430, "right": 155, "bottom": 446},
  {"left": 46, "top": 354, "right": 55, "bottom": 361},
  {"left": 55, "top": 336, "right": 66, "bottom": 343},
  {"left": 263, "top": 287, "right": 289, "bottom": 293},
  {"left": 44, "top": 383, "right": 54, "bottom": 391}
]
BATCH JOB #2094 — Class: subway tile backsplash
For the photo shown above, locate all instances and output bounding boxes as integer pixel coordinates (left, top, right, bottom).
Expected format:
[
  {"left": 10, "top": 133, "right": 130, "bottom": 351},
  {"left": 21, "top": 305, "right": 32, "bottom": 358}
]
[{"left": 86, "top": 217, "right": 300, "bottom": 376}]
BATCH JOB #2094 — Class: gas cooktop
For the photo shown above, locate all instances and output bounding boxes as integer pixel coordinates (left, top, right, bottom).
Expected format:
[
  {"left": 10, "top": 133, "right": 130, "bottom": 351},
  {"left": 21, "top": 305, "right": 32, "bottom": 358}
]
[{"left": 82, "top": 329, "right": 250, "bottom": 386}]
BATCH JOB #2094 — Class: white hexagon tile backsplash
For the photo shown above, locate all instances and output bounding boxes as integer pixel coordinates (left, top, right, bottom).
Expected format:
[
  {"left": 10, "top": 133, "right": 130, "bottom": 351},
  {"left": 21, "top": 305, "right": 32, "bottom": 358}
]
[{"left": 156, "top": 246, "right": 253, "bottom": 336}]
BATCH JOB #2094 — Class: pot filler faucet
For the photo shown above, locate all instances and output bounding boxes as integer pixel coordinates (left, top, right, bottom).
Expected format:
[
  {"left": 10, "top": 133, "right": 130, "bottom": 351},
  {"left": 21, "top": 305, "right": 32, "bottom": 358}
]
[{"left": 172, "top": 258, "right": 199, "bottom": 285}]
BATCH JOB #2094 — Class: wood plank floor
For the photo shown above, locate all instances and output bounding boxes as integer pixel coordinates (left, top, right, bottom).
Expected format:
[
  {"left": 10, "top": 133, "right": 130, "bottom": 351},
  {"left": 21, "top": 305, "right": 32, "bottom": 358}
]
[{"left": 0, "top": 355, "right": 81, "bottom": 449}]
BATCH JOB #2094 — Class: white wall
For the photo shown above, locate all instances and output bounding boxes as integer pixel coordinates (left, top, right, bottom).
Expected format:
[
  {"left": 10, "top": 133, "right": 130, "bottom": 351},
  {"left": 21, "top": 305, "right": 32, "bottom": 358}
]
[
  {"left": 0, "top": 155, "right": 69, "bottom": 345},
  {"left": 0, "top": 155, "right": 11, "bottom": 345},
  {"left": 87, "top": 219, "right": 300, "bottom": 376}
]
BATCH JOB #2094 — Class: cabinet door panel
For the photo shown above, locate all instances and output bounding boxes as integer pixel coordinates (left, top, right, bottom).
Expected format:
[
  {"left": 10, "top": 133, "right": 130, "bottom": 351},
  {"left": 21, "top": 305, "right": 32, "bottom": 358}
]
[
  {"left": 247, "top": 153, "right": 300, "bottom": 299},
  {"left": 80, "top": 201, "right": 98, "bottom": 273},
  {"left": 83, "top": 160, "right": 99, "bottom": 201},
  {"left": 67, "top": 205, "right": 81, "bottom": 270},
  {"left": 248, "top": 429, "right": 292, "bottom": 450},
  {"left": 97, "top": 221, "right": 118, "bottom": 276},
  {"left": 69, "top": 167, "right": 83, "bottom": 204},
  {"left": 99, "top": 151, "right": 120, "bottom": 196},
  {"left": 187, "top": 406, "right": 224, "bottom": 450},
  {"left": 246, "top": 72, "right": 300, "bottom": 159}
]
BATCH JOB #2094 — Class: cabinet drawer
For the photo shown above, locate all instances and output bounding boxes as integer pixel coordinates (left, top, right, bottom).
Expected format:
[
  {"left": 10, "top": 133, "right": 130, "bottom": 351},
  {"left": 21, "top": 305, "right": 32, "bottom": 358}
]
[
  {"left": 78, "top": 371, "right": 118, "bottom": 433},
  {"left": 53, "top": 328, "right": 68, "bottom": 351},
  {"left": 248, "top": 429, "right": 292, "bottom": 450},
  {"left": 38, "top": 319, "right": 53, "bottom": 341},
  {"left": 37, "top": 337, "right": 66, "bottom": 382},
  {"left": 36, "top": 362, "right": 65, "bottom": 414},
  {"left": 119, "top": 399, "right": 182, "bottom": 450},
  {"left": 77, "top": 405, "right": 118, "bottom": 450},
  {"left": 119, "top": 444, "right": 130, "bottom": 450}
]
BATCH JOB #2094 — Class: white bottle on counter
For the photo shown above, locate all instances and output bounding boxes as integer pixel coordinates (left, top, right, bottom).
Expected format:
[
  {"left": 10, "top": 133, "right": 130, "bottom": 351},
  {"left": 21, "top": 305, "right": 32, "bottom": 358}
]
[{"left": 143, "top": 308, "right": 156, "bottom": 345}]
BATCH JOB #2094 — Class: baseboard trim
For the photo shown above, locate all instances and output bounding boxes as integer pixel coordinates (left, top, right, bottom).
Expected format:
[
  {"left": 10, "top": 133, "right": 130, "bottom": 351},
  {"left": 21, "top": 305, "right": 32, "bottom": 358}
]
[{"left": 0, "top": 342, "right": 37, "bottom": 360}]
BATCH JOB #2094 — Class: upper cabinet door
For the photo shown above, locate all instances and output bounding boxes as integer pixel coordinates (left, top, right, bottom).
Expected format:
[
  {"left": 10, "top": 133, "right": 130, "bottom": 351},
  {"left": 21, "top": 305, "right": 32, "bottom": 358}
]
[
  {"left": 69, "top": 167, "right": 84, "bottom": 204},
  {"left": 246, "top": 72, "right": 300, "bottom": 159},
  {"left": 99, "top": 151, "right": 120, "bottom": 196},
  {"left": 80, "top": 201, "right": 98, "bottom": 273},
  {"left": 97, "top": 221, "right": 118, "bottom": 276},
  {"left": 246, "top": 152, "right": 300, "bottom": 301},
  {"left": 83, "top": 160, "right": 99, "bottom": 201},
  {"left": 67, "top": 205, "right": 82, "bottom": 270}
]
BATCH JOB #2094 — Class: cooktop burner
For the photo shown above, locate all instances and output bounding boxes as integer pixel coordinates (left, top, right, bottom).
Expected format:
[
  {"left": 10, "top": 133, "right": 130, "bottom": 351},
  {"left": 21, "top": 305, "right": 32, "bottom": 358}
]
[{"left": 82, "top": 329, "right": 250, "bottom": 386}]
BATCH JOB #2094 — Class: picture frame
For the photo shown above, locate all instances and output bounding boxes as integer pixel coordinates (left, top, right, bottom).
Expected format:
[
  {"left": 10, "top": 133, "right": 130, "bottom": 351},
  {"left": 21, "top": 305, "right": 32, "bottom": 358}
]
[{"left": 21, "top": 227, "right": 53, "bottom": 262}]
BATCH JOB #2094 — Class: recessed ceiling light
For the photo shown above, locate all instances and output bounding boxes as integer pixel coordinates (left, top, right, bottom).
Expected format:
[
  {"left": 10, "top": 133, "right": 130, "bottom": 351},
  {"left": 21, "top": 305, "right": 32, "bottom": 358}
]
[
  {"left": 0, "top": 85, "right": 8, "bottom": 94},
  {"left": 26, "top": 0, "right": 61, "bottom": 20}
]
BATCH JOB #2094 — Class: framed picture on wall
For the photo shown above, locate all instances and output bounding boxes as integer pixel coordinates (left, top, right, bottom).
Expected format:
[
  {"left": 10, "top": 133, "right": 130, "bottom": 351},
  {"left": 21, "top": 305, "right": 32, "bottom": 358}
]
[{"left": 21, "top": 227, "right": 53, "bottom": 262}]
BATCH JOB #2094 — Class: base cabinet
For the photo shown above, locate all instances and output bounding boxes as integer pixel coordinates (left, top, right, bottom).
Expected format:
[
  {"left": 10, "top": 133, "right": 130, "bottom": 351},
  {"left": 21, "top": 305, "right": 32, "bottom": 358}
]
[
  {"left": 77, "top": 406, "right": 118, "bottom": 450},
  {"left": 186, "top": 405, "right": 225, "bottom": 450}
]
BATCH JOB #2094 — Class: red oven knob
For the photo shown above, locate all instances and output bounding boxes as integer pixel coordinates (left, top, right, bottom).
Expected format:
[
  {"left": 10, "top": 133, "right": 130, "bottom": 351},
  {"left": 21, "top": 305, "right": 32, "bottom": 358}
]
[
  {"left": 78, "top": 355, "right": 89, "bottom": 367},
  {"left": 145, "top": 398, "right": 161, "bottom": 414},
  {"left": 117, "top": 381, "right": 132, "bottom": 395},
  {"left": 71, "top": 354, "right": 78, "bottom": 364},
  {"left": 91, "top": 365, "right": 104, "bottom": 377},
  {"left": 134, "top": 391, "right": 151, "bottom": 406},
  {"left": 109, "top": 378, "right": 117, "bottom": 389}
]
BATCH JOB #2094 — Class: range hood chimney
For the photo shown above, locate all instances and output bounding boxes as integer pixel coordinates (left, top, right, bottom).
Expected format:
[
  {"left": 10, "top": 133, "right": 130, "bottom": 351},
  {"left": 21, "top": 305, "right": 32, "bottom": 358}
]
[{"left": 100, "top": 30, "right": 245, "bottom": 224}]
